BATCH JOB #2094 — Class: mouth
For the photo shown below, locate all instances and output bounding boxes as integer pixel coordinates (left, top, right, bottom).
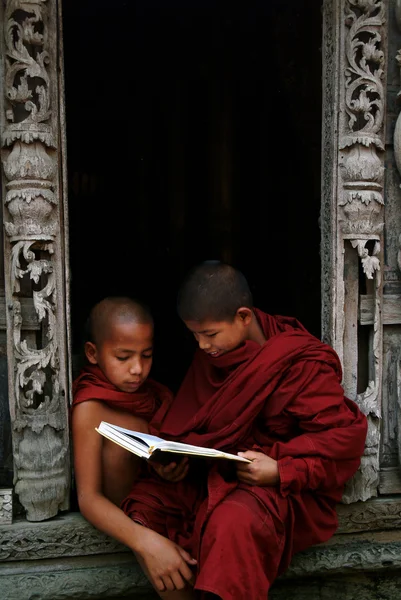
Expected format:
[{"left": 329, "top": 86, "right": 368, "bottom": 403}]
[
  {"left": 207, "top": 351, "right": 220, "bottom": 357},
  {"left": 125, "top": 381, "right": 142, "bottom": 389}
]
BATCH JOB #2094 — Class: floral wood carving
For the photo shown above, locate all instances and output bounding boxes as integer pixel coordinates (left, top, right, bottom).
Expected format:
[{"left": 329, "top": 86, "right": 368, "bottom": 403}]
[
  {"left": 1, "top": 0, "right": 69, "bottom": 520},
  {"left": 338, "top": 0, "right": 386, "bottom": 503},
  {"left": 340, "top": 0, "right": 385, "bottom": 235},
  {"left": 343, "top": 0, "right": 385, "bottom": 147}
]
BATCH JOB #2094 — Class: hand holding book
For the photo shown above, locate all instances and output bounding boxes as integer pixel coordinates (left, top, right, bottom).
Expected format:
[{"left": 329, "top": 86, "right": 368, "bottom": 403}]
[{"left": 151, "top": 456, "right": 190, "bottom": 481}]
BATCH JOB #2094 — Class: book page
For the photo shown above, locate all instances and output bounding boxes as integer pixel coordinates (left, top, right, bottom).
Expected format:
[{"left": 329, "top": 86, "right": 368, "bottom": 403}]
[
  {"left": 98, "top": 422, "right": 251, "bottom": 463},
  {"left": 95, "top": 425, "right": 150, "bottom": 459},
  {"left": 102, "top": 423, "right": 165, "bottom": 447}
]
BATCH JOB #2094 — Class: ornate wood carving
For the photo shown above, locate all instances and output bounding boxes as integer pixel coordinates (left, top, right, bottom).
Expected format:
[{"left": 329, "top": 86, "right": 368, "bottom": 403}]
[
  {"left": 0, "top": 0, "right": 70, "bottom": 520},
  {"left": 0, "top": 489, "right": 13, "bottom": 524},
  {"left": 0, "top": 514, "right": 128, "bottom": 562},
  {"left": 2, "top": 503, "right": 401, "bottom": 563},
  {"left": 0, "top": 554, "right": 152, "bottom": 600},
  {"left": 337, "top": 498, "right": 401, "bottom": 534},
  {"left": 394, "top": 1, "right": 401, "bottom": 178},
  {"left": 393, "top": 0, "right": 401, "bottom": 498},
  {"left": 283, "top": 535, "right": 401, "bottom": 579},
  {"left": 2, "top": 530, "right": 401, "bottom": 600},
  {"left": 323, "top": 0, "right": 387, "bottom": 503}
]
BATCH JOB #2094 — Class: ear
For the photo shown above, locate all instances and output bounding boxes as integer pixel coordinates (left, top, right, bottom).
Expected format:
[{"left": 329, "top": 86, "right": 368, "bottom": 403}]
[
  {"left": 84, "top": 341, "right": 98, "bottom": 365},
  {"left": 236, "top": 307, "right": 252, "bottom": 326}
]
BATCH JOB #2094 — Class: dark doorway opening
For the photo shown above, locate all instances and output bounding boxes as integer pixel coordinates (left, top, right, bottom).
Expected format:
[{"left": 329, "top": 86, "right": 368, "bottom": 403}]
[{"left": 62, "top": 0, "right": 323, "bottom": 391}]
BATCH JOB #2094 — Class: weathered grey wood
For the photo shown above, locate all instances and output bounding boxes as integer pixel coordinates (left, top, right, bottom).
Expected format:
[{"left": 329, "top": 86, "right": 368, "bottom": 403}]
[
  {"left": 0, "top": 489, "right": 12, "bottom": 524},
  {"left": 3, "top": 503, "right": 401, "bottom": 565},
  {"left": 380, "top": 327, "right": 401, "bottom": 469},
  {"left": 379, "top": 468, "right": 401, "bottom": 495},
  {"left": 397, "top": 354, "right": 401, "bottom": 491},
  {"left": 0, "top": 554, "right": 154, "bottom": 600},
  {"left": 0, "top": 513, "right": 129, "bottom": 562},
  {"left": 0, "top": 0, "right": 70, "bottom": 521},
  {"left": 343, "top": 243, "right": 359, "bottom": 400},
  {"left": 337, "top": 497, "right": 401, "bottom": 534},
  {"left": 323, "top": 0, "right": 387, "bottom": 503},
  {"left": 58, "top": 0, "right": 73, "bottom": 409},
  {"left": 0, "top": 297, "right": 40, "bottom": 331},
  {"left": 360, "top": 295, "right": 401, "bottom": 325},
  {"left": 2, "top": 529, "right": 401, "bottom": 600}
]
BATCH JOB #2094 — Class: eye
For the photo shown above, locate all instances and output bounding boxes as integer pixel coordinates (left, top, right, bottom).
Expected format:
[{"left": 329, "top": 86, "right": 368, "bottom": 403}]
[
  {"left": 206, "top": 333, "right": 217, "bottom": 338},
  {"left": 142, "top": 353, "right": 153, "bottom": 359},
  {"left": 116, "top": 356, "right": 129, "bottom": 362}
]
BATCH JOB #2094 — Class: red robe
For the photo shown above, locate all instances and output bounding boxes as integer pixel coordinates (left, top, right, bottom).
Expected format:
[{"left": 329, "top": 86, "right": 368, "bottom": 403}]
[
  {"left": 122, "top": 310, "right": 368, "bottom": 600},
  {"left": 72, "top": 364, "right": 172, "bottom": 419}
]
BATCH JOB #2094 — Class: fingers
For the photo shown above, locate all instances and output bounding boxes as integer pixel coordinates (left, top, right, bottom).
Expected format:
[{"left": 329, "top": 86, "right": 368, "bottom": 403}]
[
  {"left": 238, "top": 450, "right": 260, "bottom": 460},
  {"left": 154, "top": 576, "right": 165, "bottom": 592},
  {"left": 171, "top": 571, "right": 188, "bottom": 590},
  {"left": 159, "top": 457, "right": 189, "bottom": 477},
  {"left": 153, "top": 554, "right": 195, "bottom": 593},
  {"left": 178, "top": 546, "right": 197, "bottom": 566},
  {"left": 166, "top": 457, "right": 189, "bottom": 472},
  {"left": 178, "top": 558, "right": 197, "bottom": 582},
  {"left": 162, "top": 458, "right": 189, "bottom": 482},
  {"left": 160, "top": 575, "right": 174, "bottom": 593},
  {"left": 171, "top": 462, "right": 189, "bottom": 481},
  {"left": 163, "top": 462, "right": 178, "bottom": 473},
  {"left": 151, "top": 463, "right": 167, "bottom": 477}
]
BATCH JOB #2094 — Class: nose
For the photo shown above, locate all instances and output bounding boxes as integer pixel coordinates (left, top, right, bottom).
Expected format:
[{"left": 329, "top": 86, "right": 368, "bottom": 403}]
[
  {"left": 198, "top": 336, "right": 211, "bottom": 350},
  {"left": 129, "top": 357, "right": 142, "bottom": 376}
]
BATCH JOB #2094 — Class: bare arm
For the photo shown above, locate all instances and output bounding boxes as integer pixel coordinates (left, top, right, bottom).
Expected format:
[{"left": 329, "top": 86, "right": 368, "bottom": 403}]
[
  {"left": 72, "top": 400, "right": 145, "bottom": 546},
  {"left": 72, "top": 401, "right": 196, "bottom": 592}
]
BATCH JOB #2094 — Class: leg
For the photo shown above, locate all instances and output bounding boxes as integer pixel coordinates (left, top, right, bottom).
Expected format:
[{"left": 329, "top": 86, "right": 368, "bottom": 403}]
[{"left": 196, "top": 489, "right": 286, "bottom": 600}]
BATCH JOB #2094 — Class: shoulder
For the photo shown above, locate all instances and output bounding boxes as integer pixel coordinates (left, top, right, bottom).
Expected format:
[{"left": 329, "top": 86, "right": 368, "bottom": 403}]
[{"left": 72, "top": 399, "right": 106, "bottom": 425}]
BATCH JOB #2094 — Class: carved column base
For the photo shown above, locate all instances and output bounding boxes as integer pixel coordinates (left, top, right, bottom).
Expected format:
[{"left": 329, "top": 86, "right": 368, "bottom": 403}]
[{"left": 13, "top": 427, "right": 69, "bottom": 522}]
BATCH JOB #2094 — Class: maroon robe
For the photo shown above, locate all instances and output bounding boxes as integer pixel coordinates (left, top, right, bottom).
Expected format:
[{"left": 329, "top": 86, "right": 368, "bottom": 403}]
[
  {"left": 72, "top": 364, "right": 172, "bottom": 420},
  {"left": 122, "top": 310, "right": 368, "bottom": 599}
]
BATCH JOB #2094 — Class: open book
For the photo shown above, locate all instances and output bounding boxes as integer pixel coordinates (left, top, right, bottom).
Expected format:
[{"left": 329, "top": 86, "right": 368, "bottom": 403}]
[{"left": 95, "top": 421, "right": 251, "bottom": 465}]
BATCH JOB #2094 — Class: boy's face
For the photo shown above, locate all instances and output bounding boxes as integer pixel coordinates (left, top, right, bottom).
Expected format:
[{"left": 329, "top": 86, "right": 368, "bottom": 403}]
[
  {"left": 85, "top": 321, "right": 153, "bottom": 393},
  {"left": 184, "top": 309, "right": 252, "bottom": 358}
]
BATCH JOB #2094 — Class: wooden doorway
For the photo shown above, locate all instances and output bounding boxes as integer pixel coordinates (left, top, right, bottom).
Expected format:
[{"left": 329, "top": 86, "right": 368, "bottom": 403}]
[{"left": 62, "top": 0, "right": 323, "bottom": 391}]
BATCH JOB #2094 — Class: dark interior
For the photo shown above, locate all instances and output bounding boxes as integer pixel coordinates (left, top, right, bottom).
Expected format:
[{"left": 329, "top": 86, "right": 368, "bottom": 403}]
[{"left": 62, "top": 0, "right": 323, "bottom": 391}]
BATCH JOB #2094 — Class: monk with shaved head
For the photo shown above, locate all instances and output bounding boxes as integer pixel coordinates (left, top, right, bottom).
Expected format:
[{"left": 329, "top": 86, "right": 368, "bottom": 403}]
[{"left": 71, "top": 296, "right": 179, "bottom": 564}]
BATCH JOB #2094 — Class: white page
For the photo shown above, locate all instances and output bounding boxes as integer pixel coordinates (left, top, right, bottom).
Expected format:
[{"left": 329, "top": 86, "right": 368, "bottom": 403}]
[
  {"left": 106, "top": 424, "right": 218, "bottom": 453},
  {"left": 101, "top": 422, "right": 165, "bottom": 447},
  {"left": 95, "top": 426, "right": 150, "bottom": 459},
  {"left": 99, "top": 422, "right": 250, "bottom": 463},
  {"left": 99, "top": 423, "right": 151, "bottom": 453}
]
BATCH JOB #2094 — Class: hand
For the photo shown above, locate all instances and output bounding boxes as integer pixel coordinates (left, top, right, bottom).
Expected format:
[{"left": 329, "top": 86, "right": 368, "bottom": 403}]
[
  {"left": 236, "top": 450, "right": 279, "bottom": 486},
  {"left": 151, "top": 456, "right": 189, "bottom": 482},
  {"left": 136, "top": 527, "right": 197, "bottom": 592}
]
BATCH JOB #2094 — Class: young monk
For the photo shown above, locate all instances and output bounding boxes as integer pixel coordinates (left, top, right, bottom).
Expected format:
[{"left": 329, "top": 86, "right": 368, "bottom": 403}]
[
  {"left": 72, "top": 296, "right": 189, "bottom": 562},
  {"left": 121, "top": 263, "right": 369, "bottom": 600}
]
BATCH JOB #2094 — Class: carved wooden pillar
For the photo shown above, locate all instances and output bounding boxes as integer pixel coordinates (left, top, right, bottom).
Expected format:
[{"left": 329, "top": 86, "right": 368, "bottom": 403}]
[
  {"left": 322, "top": 0, "right": 387, "bottom": 502},
  {"left": 0, "top": 0, "right": 70, "bottom": 520},
  {"left": 393, "top": 0, "right": 401, "bottom": 484}
]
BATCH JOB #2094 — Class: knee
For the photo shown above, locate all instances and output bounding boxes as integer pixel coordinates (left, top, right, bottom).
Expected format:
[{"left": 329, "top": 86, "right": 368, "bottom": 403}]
[{"left": 206, "top": 500, "right": 256, "bottom": 539}]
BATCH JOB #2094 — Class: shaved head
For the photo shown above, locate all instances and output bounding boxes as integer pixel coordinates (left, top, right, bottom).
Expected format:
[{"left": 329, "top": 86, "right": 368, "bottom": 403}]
[
  {"left": 177, "top": 262, "right": 253, "bottom": 322},
  {"left": 86, "top": 297, "right": 154, "bottom": 346}
]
